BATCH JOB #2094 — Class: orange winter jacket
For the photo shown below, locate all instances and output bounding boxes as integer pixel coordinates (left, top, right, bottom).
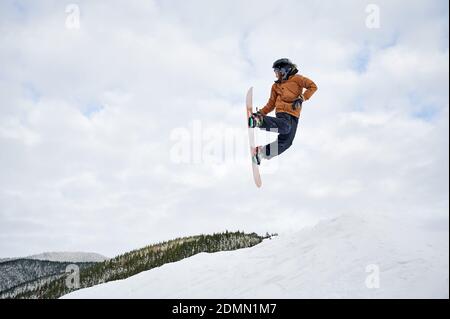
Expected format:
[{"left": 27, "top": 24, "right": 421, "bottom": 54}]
[{"left": 259, "top": 74, "right": 317, "bottom": 118}]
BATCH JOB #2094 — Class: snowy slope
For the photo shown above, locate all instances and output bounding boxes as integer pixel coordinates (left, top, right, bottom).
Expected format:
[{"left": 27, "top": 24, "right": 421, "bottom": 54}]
[{"left": 63, "top": 213, "right": 449, "bottom": 299}]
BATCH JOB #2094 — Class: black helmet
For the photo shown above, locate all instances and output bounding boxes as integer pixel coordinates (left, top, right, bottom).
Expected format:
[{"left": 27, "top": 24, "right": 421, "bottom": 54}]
[
  {"left": 272, "top": 58, "right": 298, "bottom": 80},
  {"left": 272, "top": 58, "right": 295, "bottom": 69}
]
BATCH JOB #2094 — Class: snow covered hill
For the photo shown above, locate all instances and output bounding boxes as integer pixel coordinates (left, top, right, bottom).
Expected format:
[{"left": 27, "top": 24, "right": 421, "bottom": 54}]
[{"left": 63, "top": 213, "right": 449, "bottom": 299}]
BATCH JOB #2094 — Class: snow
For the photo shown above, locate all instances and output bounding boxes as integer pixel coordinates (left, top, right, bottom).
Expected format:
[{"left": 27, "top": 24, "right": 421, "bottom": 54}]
[{"left": 62, "top": 213, "right": 449, "bottom": 299}]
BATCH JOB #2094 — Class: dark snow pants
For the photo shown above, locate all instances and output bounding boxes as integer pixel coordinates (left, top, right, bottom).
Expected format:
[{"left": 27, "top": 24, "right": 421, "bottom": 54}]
[{"left": 259, "top": 112, "right": 299, "bottom": 159}]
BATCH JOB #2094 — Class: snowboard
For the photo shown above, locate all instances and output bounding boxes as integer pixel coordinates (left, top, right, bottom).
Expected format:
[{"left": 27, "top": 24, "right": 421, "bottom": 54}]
[{"left": 246, "top": 87, "right": 262, "bottom": 188}]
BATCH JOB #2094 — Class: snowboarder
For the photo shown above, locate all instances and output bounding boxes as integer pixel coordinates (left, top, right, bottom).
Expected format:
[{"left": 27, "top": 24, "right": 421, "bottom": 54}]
[{"left": 248, "top": 58, "right": 318, "bottom": 165}]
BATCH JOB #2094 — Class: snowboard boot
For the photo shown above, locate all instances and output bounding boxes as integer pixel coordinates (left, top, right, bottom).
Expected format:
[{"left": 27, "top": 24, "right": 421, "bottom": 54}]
[
  {"left": 251, "top": 146, "right": 264, "bottom": 165},
  {"left": 248, "top": 112, "right": 264, "bottom": 128}
]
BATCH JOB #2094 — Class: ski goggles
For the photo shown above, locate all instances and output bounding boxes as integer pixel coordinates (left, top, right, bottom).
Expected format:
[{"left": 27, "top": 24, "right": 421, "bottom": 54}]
[{"left": 274, "top": 67, "right": 289, "bottom": 74}]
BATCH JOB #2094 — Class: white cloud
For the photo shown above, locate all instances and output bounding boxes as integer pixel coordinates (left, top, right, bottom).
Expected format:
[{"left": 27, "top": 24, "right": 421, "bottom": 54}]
[{"left": 0, "top": 0, "right": 448, "bottom": 257}]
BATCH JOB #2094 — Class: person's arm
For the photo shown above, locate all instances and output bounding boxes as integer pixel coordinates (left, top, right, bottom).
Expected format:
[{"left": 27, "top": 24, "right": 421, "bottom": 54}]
[
  {"left": 298, "top": 75, "right": 318, "bottom": 100},
  {"left": 259, "top": 85, "right": 277, "bottom": 116}
]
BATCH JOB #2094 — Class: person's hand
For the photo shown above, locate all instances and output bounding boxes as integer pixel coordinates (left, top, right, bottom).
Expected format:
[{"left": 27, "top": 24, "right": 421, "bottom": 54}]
[
  {"left": 292, "top": 95, "right": 304, "bottom": 110},
  {"left": 252, "top": 110, "right": 263, "bottom": 118}
]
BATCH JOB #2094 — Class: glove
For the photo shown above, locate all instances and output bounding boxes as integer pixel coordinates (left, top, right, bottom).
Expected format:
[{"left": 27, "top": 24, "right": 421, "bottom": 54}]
[
  {"left": 252, "top": 110, "right": 263, "bottom": 118},
  {"left": 292, "top": 95, "right": 304, "bottom": 110}
]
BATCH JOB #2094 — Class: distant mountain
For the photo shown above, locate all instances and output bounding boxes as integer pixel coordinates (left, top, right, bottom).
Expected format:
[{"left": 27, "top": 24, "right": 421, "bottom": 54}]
[
  {"left": 0, "top": 258, "right": 14, "bottom": 263},
  {"left": 26, "top": 252, "right": 108, "bottom": 263},
  {"left": 1, "top": 252, "right": 108, "bottom": 264}
]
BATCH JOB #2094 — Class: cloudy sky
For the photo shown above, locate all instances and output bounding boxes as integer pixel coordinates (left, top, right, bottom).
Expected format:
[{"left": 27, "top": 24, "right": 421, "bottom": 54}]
[{"left": 0, "top": 0, "right": 448, "bottom": 258}]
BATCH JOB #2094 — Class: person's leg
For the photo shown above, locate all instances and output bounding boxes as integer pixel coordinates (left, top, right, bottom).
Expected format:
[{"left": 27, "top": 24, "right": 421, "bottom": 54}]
[
  {"left": 261, "top": 113, "right": 299, "bottom": 159},
  {"left": 259, "top": 114, "right": 291, "bottom": 135}
]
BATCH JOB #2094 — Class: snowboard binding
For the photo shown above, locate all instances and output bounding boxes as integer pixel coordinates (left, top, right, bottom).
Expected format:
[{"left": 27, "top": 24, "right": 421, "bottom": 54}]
[
  {"left": 248, "top": 111, "right": 264, "bottom": 128},
  {"left": 251, "top": 146, "right": 263, "bottom": 165}
]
